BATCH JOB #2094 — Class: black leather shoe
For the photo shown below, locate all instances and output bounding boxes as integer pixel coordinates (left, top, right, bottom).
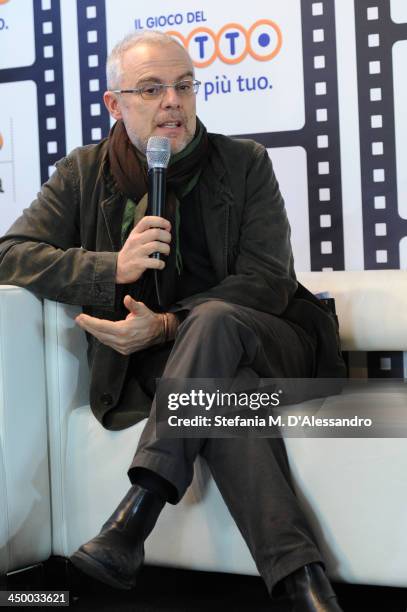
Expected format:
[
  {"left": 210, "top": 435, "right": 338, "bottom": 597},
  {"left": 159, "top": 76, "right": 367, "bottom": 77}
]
[
  {"left": 278, "top": 563, "right": 343, "bottom": 611},
  {"left": 70, "top": 485, "right": 165, "bottom": 590}
]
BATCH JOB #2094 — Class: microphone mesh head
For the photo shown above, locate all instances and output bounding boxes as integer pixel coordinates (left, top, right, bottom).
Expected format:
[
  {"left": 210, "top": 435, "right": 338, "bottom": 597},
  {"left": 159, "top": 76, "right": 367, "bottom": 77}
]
[{"left": 146, "top": 136, "right": 171, "bottom": 169}]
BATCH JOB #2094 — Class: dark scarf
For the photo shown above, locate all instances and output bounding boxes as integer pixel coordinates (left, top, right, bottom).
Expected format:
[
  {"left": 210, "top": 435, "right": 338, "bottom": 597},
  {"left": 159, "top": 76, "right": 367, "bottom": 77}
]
[{"left": 108, "top": 117, "right": 209, "bottom": 307}]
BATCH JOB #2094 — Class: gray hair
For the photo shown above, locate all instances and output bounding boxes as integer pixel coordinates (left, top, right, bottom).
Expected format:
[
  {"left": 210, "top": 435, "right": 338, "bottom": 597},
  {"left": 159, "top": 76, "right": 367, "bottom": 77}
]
[{"left": 106, "top": 30, "right": 191, "bottom": 90}]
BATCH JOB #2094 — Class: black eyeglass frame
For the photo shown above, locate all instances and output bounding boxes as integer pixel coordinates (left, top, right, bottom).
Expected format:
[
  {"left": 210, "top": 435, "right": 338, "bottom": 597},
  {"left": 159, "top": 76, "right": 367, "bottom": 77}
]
[{"left": 111, "top": 79, "right": 201, "bottom": 99}]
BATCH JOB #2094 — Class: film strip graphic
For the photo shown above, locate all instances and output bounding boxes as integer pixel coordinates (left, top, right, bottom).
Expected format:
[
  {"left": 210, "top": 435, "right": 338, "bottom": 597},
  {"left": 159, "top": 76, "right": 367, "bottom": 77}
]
[
  {"left": 0, "top": 0, "right": 66, "bottom": 184},
  {"left": 76, "top": 0, "right": 110, "bottom": 145},
  {"left": 235, "top": 0, "right": 345, "bottom": 273},
  {"left": 355, "top": 0, "right": 407, "bottom": 269},
  {"left": 355, "top": 1, "right": 407, "bottom": 378}
]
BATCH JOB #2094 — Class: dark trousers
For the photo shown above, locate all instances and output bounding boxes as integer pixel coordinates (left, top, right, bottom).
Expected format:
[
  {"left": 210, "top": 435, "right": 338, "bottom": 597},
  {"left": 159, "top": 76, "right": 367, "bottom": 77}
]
[{"left": 128, "top": 300, "right": 323, "bottom": 592}]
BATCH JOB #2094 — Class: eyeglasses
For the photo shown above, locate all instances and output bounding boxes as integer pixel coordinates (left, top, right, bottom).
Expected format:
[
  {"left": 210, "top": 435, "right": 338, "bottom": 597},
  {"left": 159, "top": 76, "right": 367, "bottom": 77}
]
[{"left": 111, "top": 79, "right": 201, "bottom": 100}]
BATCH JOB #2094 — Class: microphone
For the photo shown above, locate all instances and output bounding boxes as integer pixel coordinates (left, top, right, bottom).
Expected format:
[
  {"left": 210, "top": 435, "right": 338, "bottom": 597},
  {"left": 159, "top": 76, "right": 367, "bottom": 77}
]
[{"left": 146, "top": 136, "right": 171, "bottom": 260}]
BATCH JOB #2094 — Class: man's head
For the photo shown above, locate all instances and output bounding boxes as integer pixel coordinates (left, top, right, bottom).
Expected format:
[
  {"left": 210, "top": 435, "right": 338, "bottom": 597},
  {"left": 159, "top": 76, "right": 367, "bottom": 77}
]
[{"left": 104, "top": 31, "right": 197, "bottom": 154}]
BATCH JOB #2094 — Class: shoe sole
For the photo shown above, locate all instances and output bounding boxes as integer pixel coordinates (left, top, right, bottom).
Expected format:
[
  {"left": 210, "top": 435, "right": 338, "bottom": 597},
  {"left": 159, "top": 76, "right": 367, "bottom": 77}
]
[{"left": 70, "top": 549, "right": 136, "bottom": 591}]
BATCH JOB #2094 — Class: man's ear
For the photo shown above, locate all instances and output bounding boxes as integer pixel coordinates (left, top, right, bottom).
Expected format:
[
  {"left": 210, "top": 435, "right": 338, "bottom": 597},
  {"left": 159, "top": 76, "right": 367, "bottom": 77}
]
[{"left": 103, "top": 90, "right": 122, "bottom": 120}]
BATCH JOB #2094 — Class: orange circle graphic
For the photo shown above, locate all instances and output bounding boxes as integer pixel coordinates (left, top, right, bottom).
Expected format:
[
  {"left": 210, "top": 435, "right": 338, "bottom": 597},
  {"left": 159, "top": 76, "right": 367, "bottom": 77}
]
[
  {"left": 216, "top": 23, "right": 248, "bottom": 65},
  {"left": 186, "top": 27, "right": 217, "bottom": 68},
  {"left": 0, "top": 133, "right": 3, "bottom": 150},
  {"left": 247, "top": 19, "right": 283, "bottom": 62},
  {"left": 166, "top": 30, "right": 187, "bottom": 48},
  {"left": 0, "top": 0, "right": 10, "bottom": 4}
]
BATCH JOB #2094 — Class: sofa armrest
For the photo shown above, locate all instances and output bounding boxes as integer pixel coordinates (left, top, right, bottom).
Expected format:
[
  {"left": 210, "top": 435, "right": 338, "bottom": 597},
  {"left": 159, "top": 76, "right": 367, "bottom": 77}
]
[
  {"left": 298, "top": 270, "right": 407, "bottom": 351},
  {"left": 0, "top": 286, "right": 51, "bottom": 573}
]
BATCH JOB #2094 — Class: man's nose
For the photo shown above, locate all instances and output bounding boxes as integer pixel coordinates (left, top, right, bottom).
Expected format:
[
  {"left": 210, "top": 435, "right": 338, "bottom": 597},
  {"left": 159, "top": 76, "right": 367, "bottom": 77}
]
[{"left": 161, "top": 85, "right": 181, "bottom": 107}]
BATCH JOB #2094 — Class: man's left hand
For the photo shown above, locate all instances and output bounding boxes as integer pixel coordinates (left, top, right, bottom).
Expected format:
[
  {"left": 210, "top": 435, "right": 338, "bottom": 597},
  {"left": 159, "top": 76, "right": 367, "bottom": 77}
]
[{"left": 75, "top": 295, "right": 163, "bottom": 355}]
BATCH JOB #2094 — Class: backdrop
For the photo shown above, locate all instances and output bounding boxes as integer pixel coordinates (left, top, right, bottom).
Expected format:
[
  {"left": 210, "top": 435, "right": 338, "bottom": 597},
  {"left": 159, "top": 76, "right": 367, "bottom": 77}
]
[{"left": 0, "top": 0, "right": 406, "bottom": 377}]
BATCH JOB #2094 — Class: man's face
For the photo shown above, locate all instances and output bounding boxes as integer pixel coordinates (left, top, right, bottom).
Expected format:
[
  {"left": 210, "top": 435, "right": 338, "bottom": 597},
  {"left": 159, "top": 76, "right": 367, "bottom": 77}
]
[{"left": 104, "top": 42, "right": 197, "bottom": 154}]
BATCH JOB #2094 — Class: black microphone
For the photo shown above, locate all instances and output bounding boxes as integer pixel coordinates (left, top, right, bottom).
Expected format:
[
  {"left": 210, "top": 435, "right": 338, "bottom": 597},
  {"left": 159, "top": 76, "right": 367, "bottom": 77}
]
[{"left": 146, "top": 136, "right": 171, "bottom": 260}]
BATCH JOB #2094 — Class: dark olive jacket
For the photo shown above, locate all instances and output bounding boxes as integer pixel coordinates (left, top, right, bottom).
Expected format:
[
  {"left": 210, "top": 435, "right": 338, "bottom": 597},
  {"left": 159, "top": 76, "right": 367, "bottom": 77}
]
[{"left": 0, "top": 133, "right": 345, "bottom": 428}]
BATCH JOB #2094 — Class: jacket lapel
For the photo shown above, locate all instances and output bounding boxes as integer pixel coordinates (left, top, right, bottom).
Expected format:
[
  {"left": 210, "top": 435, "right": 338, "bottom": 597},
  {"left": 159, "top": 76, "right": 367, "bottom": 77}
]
[
  {"left": 100, "top": 193, "right": 126, "bottom": 251},
  {"left": 199, "top": 156, "right": 234, "bottom": 281}
]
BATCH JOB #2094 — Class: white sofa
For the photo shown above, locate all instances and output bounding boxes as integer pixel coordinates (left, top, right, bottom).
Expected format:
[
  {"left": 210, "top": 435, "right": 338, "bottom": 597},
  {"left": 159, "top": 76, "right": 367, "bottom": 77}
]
[{"left": 1, "top": 271, "right": 406, "bottom": 585}]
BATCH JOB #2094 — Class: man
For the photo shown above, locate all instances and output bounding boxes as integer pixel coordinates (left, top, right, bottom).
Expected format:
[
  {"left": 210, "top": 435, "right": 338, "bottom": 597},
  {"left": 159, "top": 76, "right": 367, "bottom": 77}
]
[{"left": 0, "top": 31, "right": 346, "bottom": 610}]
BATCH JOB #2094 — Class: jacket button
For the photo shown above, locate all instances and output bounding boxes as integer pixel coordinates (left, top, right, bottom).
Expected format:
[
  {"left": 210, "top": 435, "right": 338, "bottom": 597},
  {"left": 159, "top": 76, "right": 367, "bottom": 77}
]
[{"left": 100, "top": 393, "right": 113, "bottom": 406}]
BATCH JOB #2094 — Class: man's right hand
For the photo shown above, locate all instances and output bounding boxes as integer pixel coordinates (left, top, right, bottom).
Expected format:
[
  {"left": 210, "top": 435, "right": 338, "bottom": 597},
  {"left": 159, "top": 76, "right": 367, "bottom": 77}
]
[{"left": 116, "top": 215, "right": 171, "bottom": 284}]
